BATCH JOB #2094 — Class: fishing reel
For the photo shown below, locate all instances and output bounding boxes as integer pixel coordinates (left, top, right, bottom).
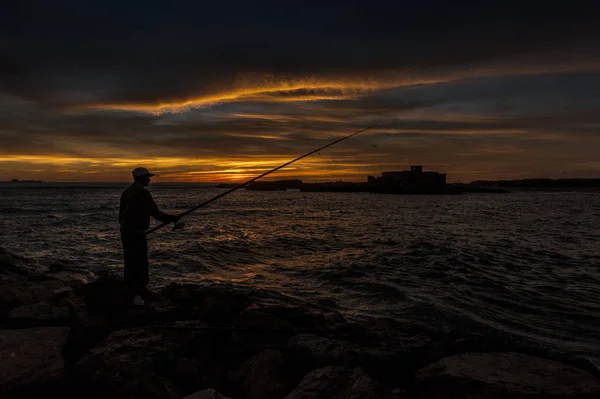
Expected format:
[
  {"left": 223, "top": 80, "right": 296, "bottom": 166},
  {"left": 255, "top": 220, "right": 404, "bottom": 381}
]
[{"left": 172, "top": 219, "right": 186, "bottom": 231}]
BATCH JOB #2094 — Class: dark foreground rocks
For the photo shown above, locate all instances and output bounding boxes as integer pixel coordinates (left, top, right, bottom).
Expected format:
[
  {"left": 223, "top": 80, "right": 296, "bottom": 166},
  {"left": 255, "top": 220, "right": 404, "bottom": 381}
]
[
  {"left": 0, "top": 272, "right": 598, "bottom": 398},
  {"left": 415, "top": 352, "right": 600, "bottom": 398},
  {"left": 0, "top": 327, "right": 69, "bottom": 396}
]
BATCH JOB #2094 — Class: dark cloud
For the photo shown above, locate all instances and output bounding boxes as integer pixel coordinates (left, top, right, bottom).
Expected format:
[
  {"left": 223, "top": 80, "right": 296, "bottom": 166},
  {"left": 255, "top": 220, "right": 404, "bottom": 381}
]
[
  {"left": 1, "top": 1, "right": 600, "bottom": 181},
  {"left": 3, "top": 1, "right": 600, "bottom": 106}
]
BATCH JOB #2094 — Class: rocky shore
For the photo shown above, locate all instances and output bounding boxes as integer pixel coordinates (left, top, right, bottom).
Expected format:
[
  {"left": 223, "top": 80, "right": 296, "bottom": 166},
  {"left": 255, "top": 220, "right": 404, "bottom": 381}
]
[{"left": 1, "top": 248, "right": 600, "bottom": 398}]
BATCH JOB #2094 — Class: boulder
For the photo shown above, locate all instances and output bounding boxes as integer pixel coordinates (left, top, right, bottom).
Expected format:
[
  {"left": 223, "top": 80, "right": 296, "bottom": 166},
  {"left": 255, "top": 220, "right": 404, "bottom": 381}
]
[
  {"left": 286, "top": 325, "right": 431, "bottom": 387},
  {"left": 73, "top": 325, "right": 187, "bottom": 398},
  {"left": 287, "top": 333, "right": 392, "bottom": 370},
  {"left": 237, "top": 299, "right": 346, "bottom": 332},
  {"left": 163, "top": 283, "right": 253, "bottom": 318},
  {"left": 44, "top": 269, "right": 96, "bottom": 287},
  {"left": 163, "top": 283, "right": 346, "bottom": 331},
  {"left": 62, "top": 313, "right": 114, "bottom": 367},
  {"left": 0, "top": 248, "right": 43, "bottom": 282},
  {"left": 73, "top": 321, "right": 249, "bottom": 398},
  {"left": 76, "top": 278, "right": 132, "bottom": 317},
  {"left": 284, "top": 366, "right": 381, "bottom": 399},
  {"left": 0, "top": 280, "right": 65, "bottom": 311},
  {"left": 183, "top": 389, "right": 231, "bottom": 399},
  {"left": 415, "top": 352, "right": 600, "bottom": 398},
  {"left": 0, "top": 327, "right": 69, "bottom": 394},
  {"left": 8, "top": 301, "right": 70, "bottom": 327},
  {"left": 237, "top": 349, "right": 289, "bottom": 399}
]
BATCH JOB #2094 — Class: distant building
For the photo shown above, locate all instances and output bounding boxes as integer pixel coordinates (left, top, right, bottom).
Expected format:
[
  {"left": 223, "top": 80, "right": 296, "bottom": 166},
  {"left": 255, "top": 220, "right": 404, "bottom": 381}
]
[{"left": 368, "top": 165, "right": 446, "bottom": 189}]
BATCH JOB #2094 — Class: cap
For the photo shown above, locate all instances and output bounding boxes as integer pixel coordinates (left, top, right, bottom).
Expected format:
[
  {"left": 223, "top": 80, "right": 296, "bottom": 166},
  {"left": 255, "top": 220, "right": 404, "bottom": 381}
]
[{"left": 132, "top": 167, "right": 158, "bottom": 178}]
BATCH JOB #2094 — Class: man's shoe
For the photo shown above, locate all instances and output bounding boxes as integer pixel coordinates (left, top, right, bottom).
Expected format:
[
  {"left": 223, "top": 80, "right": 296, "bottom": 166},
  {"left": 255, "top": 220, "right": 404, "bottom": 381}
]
[{"left": 140, "top": 290, "right": 161, "bottom": 302}]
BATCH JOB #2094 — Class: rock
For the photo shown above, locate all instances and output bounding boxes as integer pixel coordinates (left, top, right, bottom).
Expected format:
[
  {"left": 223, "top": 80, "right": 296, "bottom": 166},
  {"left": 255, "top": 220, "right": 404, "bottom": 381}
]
[
  {"left": 164, "top": 283, "right": 346, "bottom": 331},
  {"left": 76, "top": 278, "right": 132, "bottom": 317},
  {"left": 74, "top": 326, "right": 187, "bottom": 398},
  {"left": 284, "top": 366, "right": 381, "bottom": 399},
  {"left": 237, "top": 300, "right": 346, "bottom": 332},
  {"left": 0, "top": 280, "right": 65, "bottom": 311},
  {"left": 415, "top": 352, "right": 600, "bottom": 398},
  {"left": 163, "top": 283, "right": 253, "bottom": 318},
  {"left": 0, "top": 248, "right": 43, "bottom": 281},
  {"left": 388, "top": 388, "right": 408, "bottom": 398},
  {"left": 8, "top": 301, "right": 70, "bottom": 327},
  {"left": 62, "top": 313, "right": 113, "bottom": 367},
  {"left": 192, "top": 295, "right": 251, "bottom": 324},
  {"left": 183, "top": 388, "right": 231, "bottom": 399},
  {"left": 238, "top": 349, "right": 289, "bottom": 399},
  {"left": 286, "top": 331, "right": 427, "bottom": 387},
  {"left": 0, "top": 327, "right": 69, "bottom": 395},
  {"left": 73, "top": 321, "right": 246, "bottom": 398},
  {"left": 45, "top": 269, "right": 96, "bottom": 287},
  {"left": 49, "top": 263, "right": 65, "bottom": 273}
]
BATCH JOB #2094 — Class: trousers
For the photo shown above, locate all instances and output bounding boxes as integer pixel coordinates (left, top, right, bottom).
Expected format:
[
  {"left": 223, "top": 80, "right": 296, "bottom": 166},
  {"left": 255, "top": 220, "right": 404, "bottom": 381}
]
[{"left": 121, "top": 232, "right": 149, "bottom": 295}]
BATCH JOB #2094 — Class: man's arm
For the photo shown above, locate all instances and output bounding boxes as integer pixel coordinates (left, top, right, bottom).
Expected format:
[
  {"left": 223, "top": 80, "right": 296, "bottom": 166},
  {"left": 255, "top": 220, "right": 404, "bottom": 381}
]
[{"left": 146, "top": 191, "right": 178, "bottom": 223}]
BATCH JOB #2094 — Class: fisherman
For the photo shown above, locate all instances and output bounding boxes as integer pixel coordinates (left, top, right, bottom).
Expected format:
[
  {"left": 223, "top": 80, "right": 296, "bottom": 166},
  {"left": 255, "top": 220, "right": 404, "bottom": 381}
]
[{"left": 119, "top": 167, "right": 179, "bottom": 305}]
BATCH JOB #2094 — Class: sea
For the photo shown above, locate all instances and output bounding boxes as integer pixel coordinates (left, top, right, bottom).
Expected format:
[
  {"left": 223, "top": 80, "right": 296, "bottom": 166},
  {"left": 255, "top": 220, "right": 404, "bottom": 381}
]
[{"left": 1, "top": 182, "right": 599, "bottom": 364}]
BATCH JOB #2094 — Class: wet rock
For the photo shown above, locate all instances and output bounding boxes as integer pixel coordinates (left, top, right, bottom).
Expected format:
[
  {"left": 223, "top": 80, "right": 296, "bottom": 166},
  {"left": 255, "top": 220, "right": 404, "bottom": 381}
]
[
  {"left": 415, "top": 352, "right": 600, "bottom": 398},
  {"left": 48, "top": 263, "right": 65, "bottom": 273},
  {"left": 0, "top": 248, "right": 43, "bottom": 282},
  {"left": 76, "top": 278, "right": 132, "bottom": 317},
  {"left": 0, "top": 280, "right": 65, "bottom": 312},
  {"left": 0, "top": 327, "right": 69, "bottom": 395},
  {"left": 287, "top": 334, "right": 391, "bottom": 370},
  {"left": 184, "top": 388, "right": 231, "bottom": 399},
  {"left": 284, "top": 366, "right": 381, "bottom": 399},
  {"left": 163, "top": 283, "right": 253, "bottom": 318},
  {"left": 238, "top": 349, "right": 289, "bottom": 399},
  {"left": 74, "top": 325, "right": 186, "bottom": 398},
  {"left": 237, "top": 299, "right": 346, "bottom": 332},
  {"left": 388, "top": 388, "right": 408, "bottom": 398},
  {"left": 8, "top": 301, "right": 70, "bottom": 327},
  {"left": 45, "top": 269, "right": 96, "bottom": 287},
  {"left": 286, "top": 324, "right": 432, "bottom": 388},
  {"left": 413, "top": 334, "right": 600, "bottom": 380},
  {"left": 164, "top": 283, "right": 346, "bottom": 331},
  {"left": 73, "top": 320, "right": 248, "bottom": 398},
  {"left": 62, "top": 313, "right": 113, "bottom": 367}
]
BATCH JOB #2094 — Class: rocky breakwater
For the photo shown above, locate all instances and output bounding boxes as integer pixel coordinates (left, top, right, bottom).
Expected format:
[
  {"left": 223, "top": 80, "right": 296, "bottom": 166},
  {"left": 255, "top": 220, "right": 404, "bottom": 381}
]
[{"left": 1, "top": 248, "right": 600, "bottom": 398}]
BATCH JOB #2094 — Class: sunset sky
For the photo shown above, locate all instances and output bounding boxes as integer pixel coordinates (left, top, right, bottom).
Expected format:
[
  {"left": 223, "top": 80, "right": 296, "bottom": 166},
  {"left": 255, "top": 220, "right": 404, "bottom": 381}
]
[{"left": 2, "top": 1, "right": 599, "bottom": 183}]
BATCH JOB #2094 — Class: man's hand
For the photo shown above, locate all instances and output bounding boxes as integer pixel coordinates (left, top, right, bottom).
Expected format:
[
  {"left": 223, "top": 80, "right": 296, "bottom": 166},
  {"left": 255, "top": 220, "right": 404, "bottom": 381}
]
[{"left": 172, "top": 219, "right": 186, "bottom": 231}]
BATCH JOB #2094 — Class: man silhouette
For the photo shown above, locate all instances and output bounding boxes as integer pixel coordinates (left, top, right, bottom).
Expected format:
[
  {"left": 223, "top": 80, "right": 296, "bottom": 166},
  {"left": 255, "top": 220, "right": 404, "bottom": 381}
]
[{"left": 119, "top": 167, "right": 178, "bottom": 305}]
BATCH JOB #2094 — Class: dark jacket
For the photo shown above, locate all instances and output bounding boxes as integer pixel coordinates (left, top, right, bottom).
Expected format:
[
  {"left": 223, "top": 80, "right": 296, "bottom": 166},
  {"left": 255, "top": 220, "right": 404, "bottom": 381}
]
[{"left": 119, "top": 182, "right": 173, "bottom": 234}]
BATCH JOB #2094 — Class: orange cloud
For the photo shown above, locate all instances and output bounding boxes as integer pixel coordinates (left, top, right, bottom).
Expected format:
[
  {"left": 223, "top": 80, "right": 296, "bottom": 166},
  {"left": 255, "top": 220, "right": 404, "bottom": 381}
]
[{"left": 69, "top": 54, "right": 600, "bottom": 114}]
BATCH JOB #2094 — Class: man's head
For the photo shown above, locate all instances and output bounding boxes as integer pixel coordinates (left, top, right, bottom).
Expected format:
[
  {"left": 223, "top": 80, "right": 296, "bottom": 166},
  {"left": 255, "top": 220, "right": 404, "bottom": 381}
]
[{"left": 132, "top": 167, "right": 157, "bottom": 186}]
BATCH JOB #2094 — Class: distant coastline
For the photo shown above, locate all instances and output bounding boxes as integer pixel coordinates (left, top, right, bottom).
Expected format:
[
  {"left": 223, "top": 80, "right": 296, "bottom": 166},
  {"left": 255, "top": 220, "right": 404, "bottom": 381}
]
[
  {"left": 216, "top": 177, "right": 600, "bottom": 194},
  {"left": 2, "top": 178, "right": 599, "bottom": 193},
  {"left": 9, "top": 179, "right": 44, "bottom": 183},
  {"left": 470, "top": 178, "right": 600, "bottom": 192}
]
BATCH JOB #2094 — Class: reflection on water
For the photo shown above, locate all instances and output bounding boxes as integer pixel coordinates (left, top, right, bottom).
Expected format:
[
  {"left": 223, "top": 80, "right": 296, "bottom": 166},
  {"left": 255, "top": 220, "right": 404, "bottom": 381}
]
[{"left": 1, "top": 184, "right": 600, "bottom": 363}]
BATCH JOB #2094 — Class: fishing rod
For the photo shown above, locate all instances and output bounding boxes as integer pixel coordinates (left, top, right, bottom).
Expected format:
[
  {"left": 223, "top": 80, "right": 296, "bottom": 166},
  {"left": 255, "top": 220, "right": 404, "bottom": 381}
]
[{"left": 146, "top": 125, "right": 376, "bottom": 236}]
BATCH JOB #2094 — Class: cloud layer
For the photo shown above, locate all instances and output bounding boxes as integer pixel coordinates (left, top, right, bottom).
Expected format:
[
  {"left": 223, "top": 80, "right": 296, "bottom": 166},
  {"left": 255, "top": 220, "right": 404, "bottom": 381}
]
[{"left": 2, "top": 1, "right": 600, "bottom": 182}]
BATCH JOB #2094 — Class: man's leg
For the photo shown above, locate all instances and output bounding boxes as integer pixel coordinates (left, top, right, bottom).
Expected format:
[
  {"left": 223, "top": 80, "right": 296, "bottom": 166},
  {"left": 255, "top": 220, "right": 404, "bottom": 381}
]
[{"left": 122, "top": 233, "right": 149, "bottom": 302}]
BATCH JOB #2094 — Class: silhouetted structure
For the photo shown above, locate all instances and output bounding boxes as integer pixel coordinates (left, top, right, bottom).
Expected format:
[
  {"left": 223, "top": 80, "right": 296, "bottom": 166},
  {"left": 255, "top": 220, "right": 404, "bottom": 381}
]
[
  {"left": 235, "top": 167, "right": 465, "bottom": 194},
  {"left": 247, "top": 179, "right": 303, "bottom": 191},
  {"left": 368, "top": 165, "right": 449, "bottom": 193}
]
